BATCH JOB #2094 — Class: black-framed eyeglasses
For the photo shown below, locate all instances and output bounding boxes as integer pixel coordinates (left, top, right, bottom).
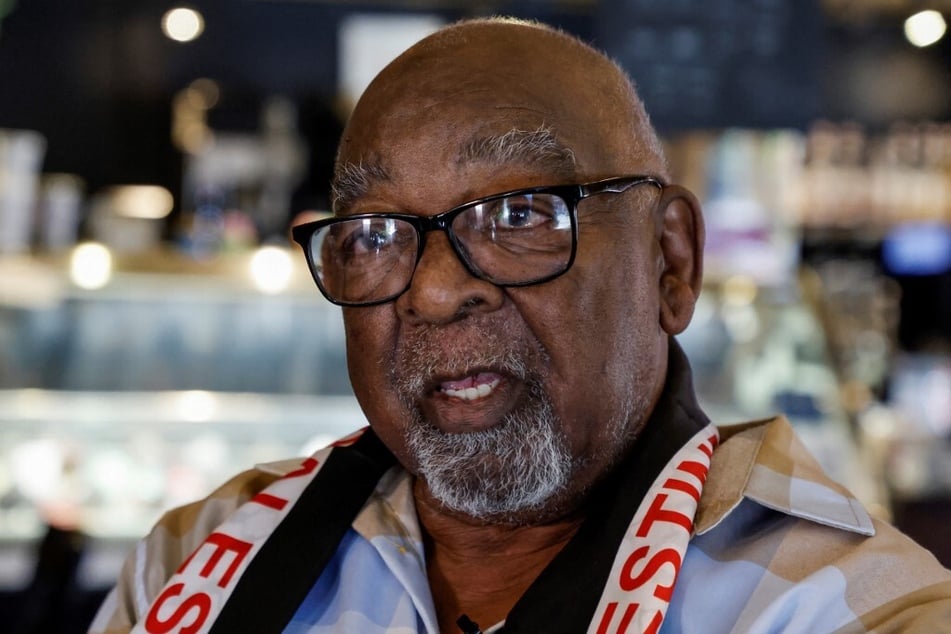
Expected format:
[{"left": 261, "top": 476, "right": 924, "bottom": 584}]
[{"left": 291, "top": 175, "right": 664, "bottom": 307}]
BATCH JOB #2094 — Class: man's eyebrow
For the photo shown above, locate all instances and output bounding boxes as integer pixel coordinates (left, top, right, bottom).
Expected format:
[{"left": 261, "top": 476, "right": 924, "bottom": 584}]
[
  {"left": 331, "top": 160, "right": 390, "bottom": 214},
  {"left": 331, "top": 127, "right": 576, "bottom": 213},
  {"left": 457, "top": 126, "right": 577, "bottom": 176}
]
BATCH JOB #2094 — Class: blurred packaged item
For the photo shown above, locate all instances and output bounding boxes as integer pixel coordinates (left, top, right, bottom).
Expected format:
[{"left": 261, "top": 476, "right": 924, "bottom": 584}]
[
  {"left": 37, "top": 173, "right": 84, "bottom": 252},
  {"left": 796, "top": 120, "right": 951, "bottom": 229},
  {"left": 0, "top": 128, "right": 46, "bottom": 253},
  {"left": 179, "top": 95, "right": 308, "bottom": 257},
  {"left": 889, "top": 354, "right": 951, "bottom": 438},
  {"left": 183, "top": 183, "right": 226, "bottom": 258},
  {"left": 666, "top": 129, "right": 803, "bottom": 286},
  {"left": 87, "top": 185, "right": 173, "bottom": 253},
  {"left": 805, "top": 259, "right": 901, "bottom": 399}
]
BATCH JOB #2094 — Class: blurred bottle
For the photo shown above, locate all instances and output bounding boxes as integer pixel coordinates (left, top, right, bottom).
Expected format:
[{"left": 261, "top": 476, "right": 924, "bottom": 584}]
[
  {"left": 0, "top": 129, "right": 46, "bottom": 254},
  {"left": 37, "top": 173, "right": 84, "bottom": 252}
]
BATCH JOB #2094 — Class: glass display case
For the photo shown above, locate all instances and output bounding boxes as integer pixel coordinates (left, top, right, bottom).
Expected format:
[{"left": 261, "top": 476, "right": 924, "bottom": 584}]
[
  {"left": 679, "top": 275, "right": 881, "bottom": 510},
  {"left": 0, "top": 250, "right": 366, "bottom": 595}
]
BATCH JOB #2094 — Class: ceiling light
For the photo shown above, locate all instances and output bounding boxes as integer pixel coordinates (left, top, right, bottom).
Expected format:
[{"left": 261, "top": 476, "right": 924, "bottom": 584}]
[
  {"left": 904, "top": 10, "right": 947, "bottom": 48},
  {"left": 162, "top": 7, "right": 205, "bottom": 43}
]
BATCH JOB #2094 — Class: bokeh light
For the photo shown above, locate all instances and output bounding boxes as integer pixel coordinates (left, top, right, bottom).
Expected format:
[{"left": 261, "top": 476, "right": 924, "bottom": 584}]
[
  {"left": 162, "top": 7, "right": 205, "bottom": 43},
  {"left": 904, "top": 10, "right": 947, "bottom": 48},
  {"left": 250, "top": 246, "right": 294, "bottom": 294},
  {"left": 70, "top": 242, "right": 113, "bottom": 290},
  {"left": 110, "top": 185, "right": 174, "bottom": 219}
]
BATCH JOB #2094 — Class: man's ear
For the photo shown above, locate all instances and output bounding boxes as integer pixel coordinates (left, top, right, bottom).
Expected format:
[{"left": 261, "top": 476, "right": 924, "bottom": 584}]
[{"left": 655, "top": 185, "right": 704, "bottom": 335}]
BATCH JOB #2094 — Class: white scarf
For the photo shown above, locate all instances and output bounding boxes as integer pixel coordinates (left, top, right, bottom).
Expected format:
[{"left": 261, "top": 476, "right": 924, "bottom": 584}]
[{"left": 589, "top": 425, "right": 718, "bottom": 634}]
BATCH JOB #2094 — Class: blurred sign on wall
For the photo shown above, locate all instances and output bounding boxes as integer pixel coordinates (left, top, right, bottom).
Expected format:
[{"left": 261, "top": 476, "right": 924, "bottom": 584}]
[
  {"left": 596, "top": 0, "right": 824, "bottom": 131},
  {"left": 338, "top": 13, "right": 445, "bottom": 109}
]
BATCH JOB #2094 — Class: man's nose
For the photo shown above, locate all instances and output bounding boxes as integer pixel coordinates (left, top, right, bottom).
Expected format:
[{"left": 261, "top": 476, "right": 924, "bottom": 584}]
[{"left": 394, "top": 231, "right": 504, "bottom": 326}]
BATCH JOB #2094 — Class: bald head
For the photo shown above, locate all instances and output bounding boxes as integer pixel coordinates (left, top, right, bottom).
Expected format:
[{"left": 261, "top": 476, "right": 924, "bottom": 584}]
[{"left": 333, "top": 18, "right": 667, "bottom": 212}]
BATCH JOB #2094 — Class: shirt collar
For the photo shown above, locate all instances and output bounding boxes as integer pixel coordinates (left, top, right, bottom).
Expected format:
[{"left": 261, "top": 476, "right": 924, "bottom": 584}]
[
  {"left": 352, "top": 465, "right": 422, "bottom": 547},
  {"left": 695, "top": 415, "right": 875, "bottom": 536}
]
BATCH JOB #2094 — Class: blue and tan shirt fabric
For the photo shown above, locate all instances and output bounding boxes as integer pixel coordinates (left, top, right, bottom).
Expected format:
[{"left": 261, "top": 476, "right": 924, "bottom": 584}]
[{"left": 89, "top": 416, "right": 951, "bottom": 633}]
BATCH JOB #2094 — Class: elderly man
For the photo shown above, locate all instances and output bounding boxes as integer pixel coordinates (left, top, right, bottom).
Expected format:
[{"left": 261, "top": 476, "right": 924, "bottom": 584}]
[{"left": 91, "top": 18, "right": 950, "bottom": 634}]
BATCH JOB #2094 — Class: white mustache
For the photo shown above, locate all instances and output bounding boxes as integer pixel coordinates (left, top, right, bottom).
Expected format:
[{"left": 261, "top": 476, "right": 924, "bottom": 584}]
[{"left": 391, "top": 325, "right": 539, "bottom": 399}]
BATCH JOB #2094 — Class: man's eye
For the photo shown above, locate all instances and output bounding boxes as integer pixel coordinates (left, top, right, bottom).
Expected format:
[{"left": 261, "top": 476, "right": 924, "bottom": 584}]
[
  {"left": 492, "top": 195, "right": 553, "bottom": 229},
  {"left": 340, "top": 220, "right": 398, "bottom": 255}
]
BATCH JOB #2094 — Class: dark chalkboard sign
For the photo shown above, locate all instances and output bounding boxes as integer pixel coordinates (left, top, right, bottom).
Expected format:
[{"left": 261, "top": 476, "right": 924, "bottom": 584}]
[{"left": 595, "top": 0, "right": 824, "bottom": 131}]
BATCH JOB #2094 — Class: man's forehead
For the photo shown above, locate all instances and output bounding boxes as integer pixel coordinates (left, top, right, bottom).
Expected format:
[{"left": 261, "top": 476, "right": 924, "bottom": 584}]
[{"left": 332, "top": 20, "right": 663, "bottom": 209}]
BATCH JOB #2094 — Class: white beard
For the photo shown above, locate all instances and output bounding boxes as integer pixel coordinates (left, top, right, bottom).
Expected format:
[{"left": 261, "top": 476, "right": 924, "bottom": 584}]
[
  {"left": 390, "top": 321, "right": 637, "bottom": 523},
  {"left": 404, "top": 382, "right": 573, "bottom": 522}
]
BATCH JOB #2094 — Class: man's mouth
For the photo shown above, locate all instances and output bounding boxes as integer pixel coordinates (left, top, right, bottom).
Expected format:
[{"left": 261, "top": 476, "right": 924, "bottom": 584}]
[
  {"left": 415, "top": 367, "right": 525, "bottom": 433},
  {"left": 439, "top": 372, "right": 502, "bottom": 401}
]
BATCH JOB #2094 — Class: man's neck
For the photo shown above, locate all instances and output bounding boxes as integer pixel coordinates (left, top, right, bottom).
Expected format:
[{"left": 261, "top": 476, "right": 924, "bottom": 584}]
[{"left": 414, "top": 482, "right": 584, "bottom": 633}]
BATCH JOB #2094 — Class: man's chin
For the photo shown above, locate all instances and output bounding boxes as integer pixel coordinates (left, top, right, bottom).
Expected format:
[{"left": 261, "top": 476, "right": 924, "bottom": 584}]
[
  {"left": 414, "top": 451, "right": 572, "bottom": 522},
  {"left": 419, "top": 476, "right": 570, "bottom": 526},
  {"left": 404, "top": 380, "right": 573, "bottom": 522}
]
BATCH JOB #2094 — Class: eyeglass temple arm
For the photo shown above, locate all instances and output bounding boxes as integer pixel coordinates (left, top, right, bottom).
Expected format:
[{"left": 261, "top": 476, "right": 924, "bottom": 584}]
[{"left": 579, "top": 176, "right": 663, "bottom": 198}]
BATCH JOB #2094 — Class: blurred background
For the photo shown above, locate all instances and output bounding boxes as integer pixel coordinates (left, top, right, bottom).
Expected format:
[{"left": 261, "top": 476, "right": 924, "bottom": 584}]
[{"left": 1, "top": 0, "right": 950, "bottom": 630}]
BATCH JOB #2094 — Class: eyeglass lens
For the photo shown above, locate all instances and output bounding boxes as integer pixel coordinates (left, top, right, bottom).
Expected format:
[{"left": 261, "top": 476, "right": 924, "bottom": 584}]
[{"left": 308, "top": 192, "right": 574, "bottom": 304}]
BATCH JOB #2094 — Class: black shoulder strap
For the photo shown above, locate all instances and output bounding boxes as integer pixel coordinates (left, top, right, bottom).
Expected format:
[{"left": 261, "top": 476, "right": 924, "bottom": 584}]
[{"left": 209, "top": 429, "right": 396, "bottom": 633}]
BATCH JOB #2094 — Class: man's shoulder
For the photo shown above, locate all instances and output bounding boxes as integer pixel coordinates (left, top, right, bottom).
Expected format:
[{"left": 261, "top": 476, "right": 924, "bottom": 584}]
[
  {"left": 136, "top": 428, "right": 387, "bottom": 583},
  {"left": 158, "top": 459, "right": 296, "bottom": 534},
  {"left": 688, "top": 416, "right": 951, "bottom": 632},
  {"left": 151, "top": 429, "right": 380, "bottom": 550},
  {"left": 90, "top": 460, "right": 304, "bottom": 631},
  {"left": 139, "top": 461, "right": 292, "bottom": 578}
]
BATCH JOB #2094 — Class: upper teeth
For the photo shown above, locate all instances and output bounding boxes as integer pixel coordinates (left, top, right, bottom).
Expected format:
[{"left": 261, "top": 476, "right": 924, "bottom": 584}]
[{"left": 443, "top": 379, "right": 500, "bottom": 401}]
